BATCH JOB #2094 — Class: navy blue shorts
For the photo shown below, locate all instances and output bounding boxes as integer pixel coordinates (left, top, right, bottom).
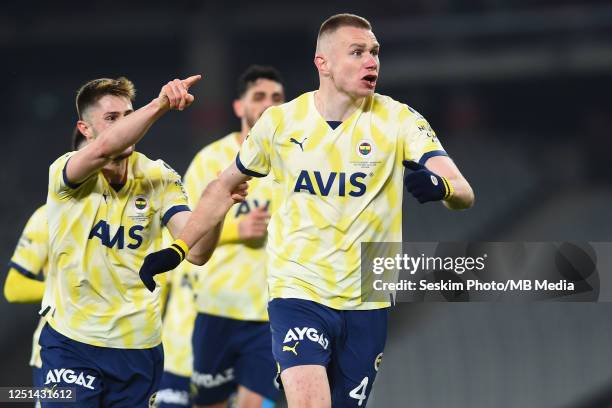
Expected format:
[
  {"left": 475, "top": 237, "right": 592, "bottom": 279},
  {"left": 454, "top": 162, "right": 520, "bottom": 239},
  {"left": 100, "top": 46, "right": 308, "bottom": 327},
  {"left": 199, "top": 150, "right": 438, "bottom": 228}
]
[
  {"left": 39, "top": 323, "right": 163, "bottom": 408},
  {"left": 32, "top": 367, "right": 43, "bottom": 387},
  {"left": 191, "top": 313, "right": 278, "bottom": 405},
  {"left": 268, "top": 298, "right": 388, "bottom": 407},
  {"left": 155, "top": 371, "right": 191, "bottom": 407}
]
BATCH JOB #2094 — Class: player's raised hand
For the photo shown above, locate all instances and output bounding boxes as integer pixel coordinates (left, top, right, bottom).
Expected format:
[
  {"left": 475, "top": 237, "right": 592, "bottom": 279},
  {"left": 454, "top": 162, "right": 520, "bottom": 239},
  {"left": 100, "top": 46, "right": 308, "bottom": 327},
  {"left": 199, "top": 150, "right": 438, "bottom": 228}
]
[
  {"left": 239, "top": 206, "right": 271, "bottom": 240},
  {"left": 402, "top": 160, "right": 453, "bottom": 203},
  {"left": 158, "top": 74, "right": 202, "bottom": 111}
]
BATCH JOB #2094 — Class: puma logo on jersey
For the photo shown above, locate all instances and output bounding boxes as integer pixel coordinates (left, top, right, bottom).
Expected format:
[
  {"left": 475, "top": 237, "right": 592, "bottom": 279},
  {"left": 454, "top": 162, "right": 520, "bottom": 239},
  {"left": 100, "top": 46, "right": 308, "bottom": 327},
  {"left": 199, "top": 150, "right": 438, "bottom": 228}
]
[
  {"left": 283, "top": 342, "right": 299, "bottom": 355},
  {"left": 289, "top": 137, "right": 307, "bottom": 151},
  {"left": 44, "top": 368, "right": 96, "bottom": 390},
  {"left": 283, "top": 327, "right": 329, "bottom": 350}
]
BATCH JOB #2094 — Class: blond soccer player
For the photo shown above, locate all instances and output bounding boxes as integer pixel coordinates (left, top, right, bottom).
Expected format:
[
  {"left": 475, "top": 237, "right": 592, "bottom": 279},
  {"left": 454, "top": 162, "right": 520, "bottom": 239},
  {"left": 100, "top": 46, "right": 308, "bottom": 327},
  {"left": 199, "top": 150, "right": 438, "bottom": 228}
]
[{"left": 139, "top": 14, "right": 474, "bottom": 408}]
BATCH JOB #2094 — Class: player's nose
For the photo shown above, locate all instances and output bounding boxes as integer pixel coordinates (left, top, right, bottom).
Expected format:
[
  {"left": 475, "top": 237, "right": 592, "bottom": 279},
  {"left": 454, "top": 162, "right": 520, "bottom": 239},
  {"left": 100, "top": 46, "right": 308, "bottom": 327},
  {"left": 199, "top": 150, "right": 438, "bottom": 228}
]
[{"left": 262, "top": 96, "right": 276, "bottom": 110}]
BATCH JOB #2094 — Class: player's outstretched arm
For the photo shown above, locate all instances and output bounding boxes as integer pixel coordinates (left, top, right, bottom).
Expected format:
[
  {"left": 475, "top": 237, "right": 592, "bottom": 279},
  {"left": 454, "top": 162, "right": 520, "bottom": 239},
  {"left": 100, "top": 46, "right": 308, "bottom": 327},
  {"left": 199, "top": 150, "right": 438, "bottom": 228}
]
[
  {"left": 3, "top": 268, "right": 45, "bottom": 303},
  {"left": 65, "top": 75, "right": 201, "bottom": 185},
  {"left": 139, "top": 162, "right": 249, "bottom": 292},
  {"left": 403, "top": 155, "right": 474, "bottom": 209}
]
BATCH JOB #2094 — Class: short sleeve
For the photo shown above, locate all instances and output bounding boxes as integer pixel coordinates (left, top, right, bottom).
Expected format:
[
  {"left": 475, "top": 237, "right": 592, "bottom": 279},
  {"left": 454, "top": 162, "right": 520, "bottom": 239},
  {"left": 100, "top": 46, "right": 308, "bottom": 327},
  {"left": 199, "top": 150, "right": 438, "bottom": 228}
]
[
  {"left": 184, "top": 150, "right": 222, "bottom": 209},
  {"left": 236, "top": 107, "right": 277, "bottom": 177},
  {"left": 48, "top": 151, "right": 81, "bottom": 201},
  {"left": 159, "top": 161, "right": 190, "bottom": 226},
  {"left": 401, "top": 105, "right": 448, "bottom": 164},
  {"left": 9, "top": 205, "right": 48, "bottom": 280}
]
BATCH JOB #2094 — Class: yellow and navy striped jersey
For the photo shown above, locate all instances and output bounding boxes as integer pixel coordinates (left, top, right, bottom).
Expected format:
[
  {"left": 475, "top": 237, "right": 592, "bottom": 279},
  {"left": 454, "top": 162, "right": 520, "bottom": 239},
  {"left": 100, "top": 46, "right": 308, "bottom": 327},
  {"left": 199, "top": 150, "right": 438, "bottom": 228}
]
[
  {"left": 8, "top": 205, "right": 48, "bottom": 368},
  {"left": 161, "top": 260, "right": 196, "bottom": 377},
  {"left": 185, "top": 132, "right": 281, "bottom": 321},
  {"left": 237, "top": 92, "right": 446, "bottom": 310},
  {"left": 43, "top": 151, "right": 189, "bottom": 349}
]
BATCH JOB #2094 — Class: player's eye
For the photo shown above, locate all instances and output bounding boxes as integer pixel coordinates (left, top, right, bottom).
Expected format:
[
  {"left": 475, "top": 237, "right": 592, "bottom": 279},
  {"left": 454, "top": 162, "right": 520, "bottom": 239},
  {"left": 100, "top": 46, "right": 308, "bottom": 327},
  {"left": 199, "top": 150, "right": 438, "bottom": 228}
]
[
  {"left": 351, "top": 49, "right": 363, "bottom": 56},
  {"left": 371, "top": 49, "right": 379, "bottom": 56},
  {"left": 253, "top": 93, "right": 265, "bottom": 101}
]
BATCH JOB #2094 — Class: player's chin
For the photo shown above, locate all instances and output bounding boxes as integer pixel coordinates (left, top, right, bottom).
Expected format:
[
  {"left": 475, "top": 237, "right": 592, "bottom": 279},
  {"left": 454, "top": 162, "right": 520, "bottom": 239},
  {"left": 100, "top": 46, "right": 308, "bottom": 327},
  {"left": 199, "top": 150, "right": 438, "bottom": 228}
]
[
  {"left": 113, "top": 147, "right": 135, "bottom": 161},
  {"left": 355, "top": 84, "right": 376, "bottom": 97}
]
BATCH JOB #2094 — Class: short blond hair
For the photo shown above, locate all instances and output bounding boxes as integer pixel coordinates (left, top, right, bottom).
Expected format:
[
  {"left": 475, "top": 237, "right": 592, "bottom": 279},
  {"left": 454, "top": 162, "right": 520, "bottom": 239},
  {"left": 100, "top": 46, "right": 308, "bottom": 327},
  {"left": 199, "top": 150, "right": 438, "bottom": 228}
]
[
  {"left": 76, "top": 77, "right": 136, "bottom": 119},
  {"left": 318, "top": 13, "right": 371, "bottom": 40}
]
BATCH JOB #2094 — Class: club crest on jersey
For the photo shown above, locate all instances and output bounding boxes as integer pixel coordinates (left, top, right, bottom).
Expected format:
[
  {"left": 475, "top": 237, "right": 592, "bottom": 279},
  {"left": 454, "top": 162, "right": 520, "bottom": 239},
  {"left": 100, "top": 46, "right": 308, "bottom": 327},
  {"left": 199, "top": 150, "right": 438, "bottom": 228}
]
[
  {"left": 356, "top": 139, "right": 375, "bottom": 158},
  {"left": 148, "top": 392, "right": 157, "bottom": 408},
  {"left": 129, "top": 195, "right": 152, "bottom": 223},
  {"left": 134, "top": 195, "right": 148, "bottom": 211},
  {"left": 374, "top": 352, "right": 383, "bottom": 371}
]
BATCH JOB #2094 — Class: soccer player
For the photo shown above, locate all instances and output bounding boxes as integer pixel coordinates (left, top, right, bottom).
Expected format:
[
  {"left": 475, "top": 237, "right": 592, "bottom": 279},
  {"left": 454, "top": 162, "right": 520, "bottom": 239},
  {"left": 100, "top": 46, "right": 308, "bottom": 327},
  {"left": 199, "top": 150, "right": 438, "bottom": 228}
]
[
  {"left": 3, "top": 128, "right": 86, "bottom": 405},
  {"left": 184, "top": 65, "right": 284, "bottom": 408},
  {"left": 5, "top": 203, "right": 47, "bottom": 393},
  {"left": 154, "top": 242, "right": 197, "bottom": 408},
  {"left": 39, "top": 75, "right": 247, "bottom": 407},
  {"left": 139, "top": 13, "right": 474, "bottom": 407}
]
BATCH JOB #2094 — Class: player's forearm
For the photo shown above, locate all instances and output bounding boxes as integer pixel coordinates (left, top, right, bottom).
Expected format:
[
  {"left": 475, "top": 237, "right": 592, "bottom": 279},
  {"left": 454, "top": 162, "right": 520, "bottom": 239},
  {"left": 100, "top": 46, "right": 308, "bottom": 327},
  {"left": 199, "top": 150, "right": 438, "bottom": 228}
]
[
  {"left": 178, "top": 180, "right": 237, "bottom": 250},
  {"left": 444, "top": 177, "right": 474, "bottom": 210},
  {"left": 186, "top": 220, "right": 224, "bottom": 265},
  {"left": 3, "top": 269, "right": 45, "bottom": 303},
  {"left": 96, "top": 98, "right": 168, "bottom": 159}
]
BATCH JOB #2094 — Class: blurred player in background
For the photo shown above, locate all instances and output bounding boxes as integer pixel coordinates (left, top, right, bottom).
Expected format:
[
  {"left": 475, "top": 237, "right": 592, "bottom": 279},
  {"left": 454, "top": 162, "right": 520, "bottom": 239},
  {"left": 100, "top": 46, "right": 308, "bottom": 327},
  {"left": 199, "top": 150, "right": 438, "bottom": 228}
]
[
  {"left": 3, "top": 128, "right": 86, "bottom": 407},
  {"left": 154, "top": 238, "right": 197, "bottom": 408},
  {"left": 185, "top": 65, "right": 284, "bottom": 408},
  {"left": 139, "top": 12, "right": 474, "bottom": 407},
  {"left": 39, "top": 75, "right": 247, "bottom": 407}
]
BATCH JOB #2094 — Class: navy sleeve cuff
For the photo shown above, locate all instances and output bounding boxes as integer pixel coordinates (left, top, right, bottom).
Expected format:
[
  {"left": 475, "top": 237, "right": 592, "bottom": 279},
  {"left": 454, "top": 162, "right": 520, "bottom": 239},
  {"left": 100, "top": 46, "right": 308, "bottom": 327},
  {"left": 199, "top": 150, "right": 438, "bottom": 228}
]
[
  {"left": 235, "top": 154, "right": 267, "bottom": 178},
  {"left": 418, "top": 150, "right": 448, "bottom": 165},
  {"left": 162, "top": 205, "right": 190, "bottom": 226},
  {"left": 62, "top": 158, "right": 83, "bottom": 189},
  {"left": 8, "top": 261, "right": 42, "bottom": 281}
]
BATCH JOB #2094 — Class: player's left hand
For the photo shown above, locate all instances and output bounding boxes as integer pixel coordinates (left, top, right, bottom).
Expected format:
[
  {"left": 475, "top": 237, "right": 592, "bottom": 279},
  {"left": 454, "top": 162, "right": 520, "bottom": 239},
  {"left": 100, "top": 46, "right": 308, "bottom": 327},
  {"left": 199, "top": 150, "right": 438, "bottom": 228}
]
[
  {"left": 231, "top": 181, "right": 249, "bottom": 203},
  {"left": 139, "top": 241, "right": 188, "bottom": 292},
  {"left": 403, "top": 160, "right": 452, "bottom": 203},
  {"left": 158, "top": 74, "right": 202, "bottom": 111}
]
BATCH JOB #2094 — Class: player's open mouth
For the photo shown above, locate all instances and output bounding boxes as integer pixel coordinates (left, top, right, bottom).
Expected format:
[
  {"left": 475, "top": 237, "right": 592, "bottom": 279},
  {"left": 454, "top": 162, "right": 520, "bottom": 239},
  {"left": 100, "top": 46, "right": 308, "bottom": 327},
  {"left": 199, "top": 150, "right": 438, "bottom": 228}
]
[{"left": 362, "top": 74, "right": 377, "bottom": 88}]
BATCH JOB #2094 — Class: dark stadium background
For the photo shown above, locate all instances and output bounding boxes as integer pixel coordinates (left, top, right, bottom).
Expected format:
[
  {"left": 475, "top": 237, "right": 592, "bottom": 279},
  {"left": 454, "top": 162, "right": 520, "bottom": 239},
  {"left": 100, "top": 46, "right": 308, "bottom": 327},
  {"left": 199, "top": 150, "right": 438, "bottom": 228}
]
[{"left": 1, "top": 1, "right": 612, "bottom": 407}]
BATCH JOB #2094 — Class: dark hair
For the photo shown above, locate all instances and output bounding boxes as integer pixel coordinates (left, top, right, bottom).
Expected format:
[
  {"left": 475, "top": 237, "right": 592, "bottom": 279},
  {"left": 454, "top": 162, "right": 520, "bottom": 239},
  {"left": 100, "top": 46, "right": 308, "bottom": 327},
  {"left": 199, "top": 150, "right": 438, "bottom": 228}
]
[
  {"left": 76, "top": 77, "right": 136, "bottom": 119},
  {"left": 71, "top": 127, "right": 87, "bottom": 150},
  {"left": 318, "top": 13, "right": 372, "bottom": 40},
  {"left": 236, "top": 65, "right": 284, "bottom": 98}
]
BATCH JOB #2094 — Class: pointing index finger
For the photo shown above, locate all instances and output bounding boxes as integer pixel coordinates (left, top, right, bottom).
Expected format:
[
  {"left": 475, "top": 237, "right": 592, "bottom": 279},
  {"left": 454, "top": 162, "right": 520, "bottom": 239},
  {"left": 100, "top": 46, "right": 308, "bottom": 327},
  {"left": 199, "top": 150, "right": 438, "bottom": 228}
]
[{"left": 182, "top": 74, "right": 202, "bottom": 90}]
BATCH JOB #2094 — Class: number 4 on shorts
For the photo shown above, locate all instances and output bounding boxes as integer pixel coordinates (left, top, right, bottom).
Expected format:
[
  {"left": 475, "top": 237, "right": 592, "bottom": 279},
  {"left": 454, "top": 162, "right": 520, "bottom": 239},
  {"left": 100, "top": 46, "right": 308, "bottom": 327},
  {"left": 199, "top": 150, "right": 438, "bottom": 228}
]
[{"left": 349, "top": 376, "right": 369, "bottom": 406}]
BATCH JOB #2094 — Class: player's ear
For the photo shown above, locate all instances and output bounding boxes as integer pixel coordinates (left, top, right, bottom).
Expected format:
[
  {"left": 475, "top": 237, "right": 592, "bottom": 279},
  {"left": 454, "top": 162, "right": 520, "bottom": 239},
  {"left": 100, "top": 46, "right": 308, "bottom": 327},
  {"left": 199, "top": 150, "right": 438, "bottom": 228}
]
[
  {"left": 233, "top": 99, "right": 244, "bottom": 119},
  {"left": 314, "top": 53, "right": 329, "bottom": 76},
  {"left": 76, "top": 120, "right": 94, "bottom": 140}
]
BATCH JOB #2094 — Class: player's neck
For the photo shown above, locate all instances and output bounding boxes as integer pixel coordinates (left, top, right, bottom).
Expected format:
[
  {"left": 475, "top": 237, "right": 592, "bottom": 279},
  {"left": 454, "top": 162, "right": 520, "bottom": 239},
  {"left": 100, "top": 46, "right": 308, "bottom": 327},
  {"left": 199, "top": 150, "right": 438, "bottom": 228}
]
[
  {"left": 102, "top": 159, "right": 128, "bottom": 185},
  {"left": 315, "top": 86, "right": 363, "bottom": 122},
  {"left": 237, "top": 125, "right": 249, "bottom": 145}
]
